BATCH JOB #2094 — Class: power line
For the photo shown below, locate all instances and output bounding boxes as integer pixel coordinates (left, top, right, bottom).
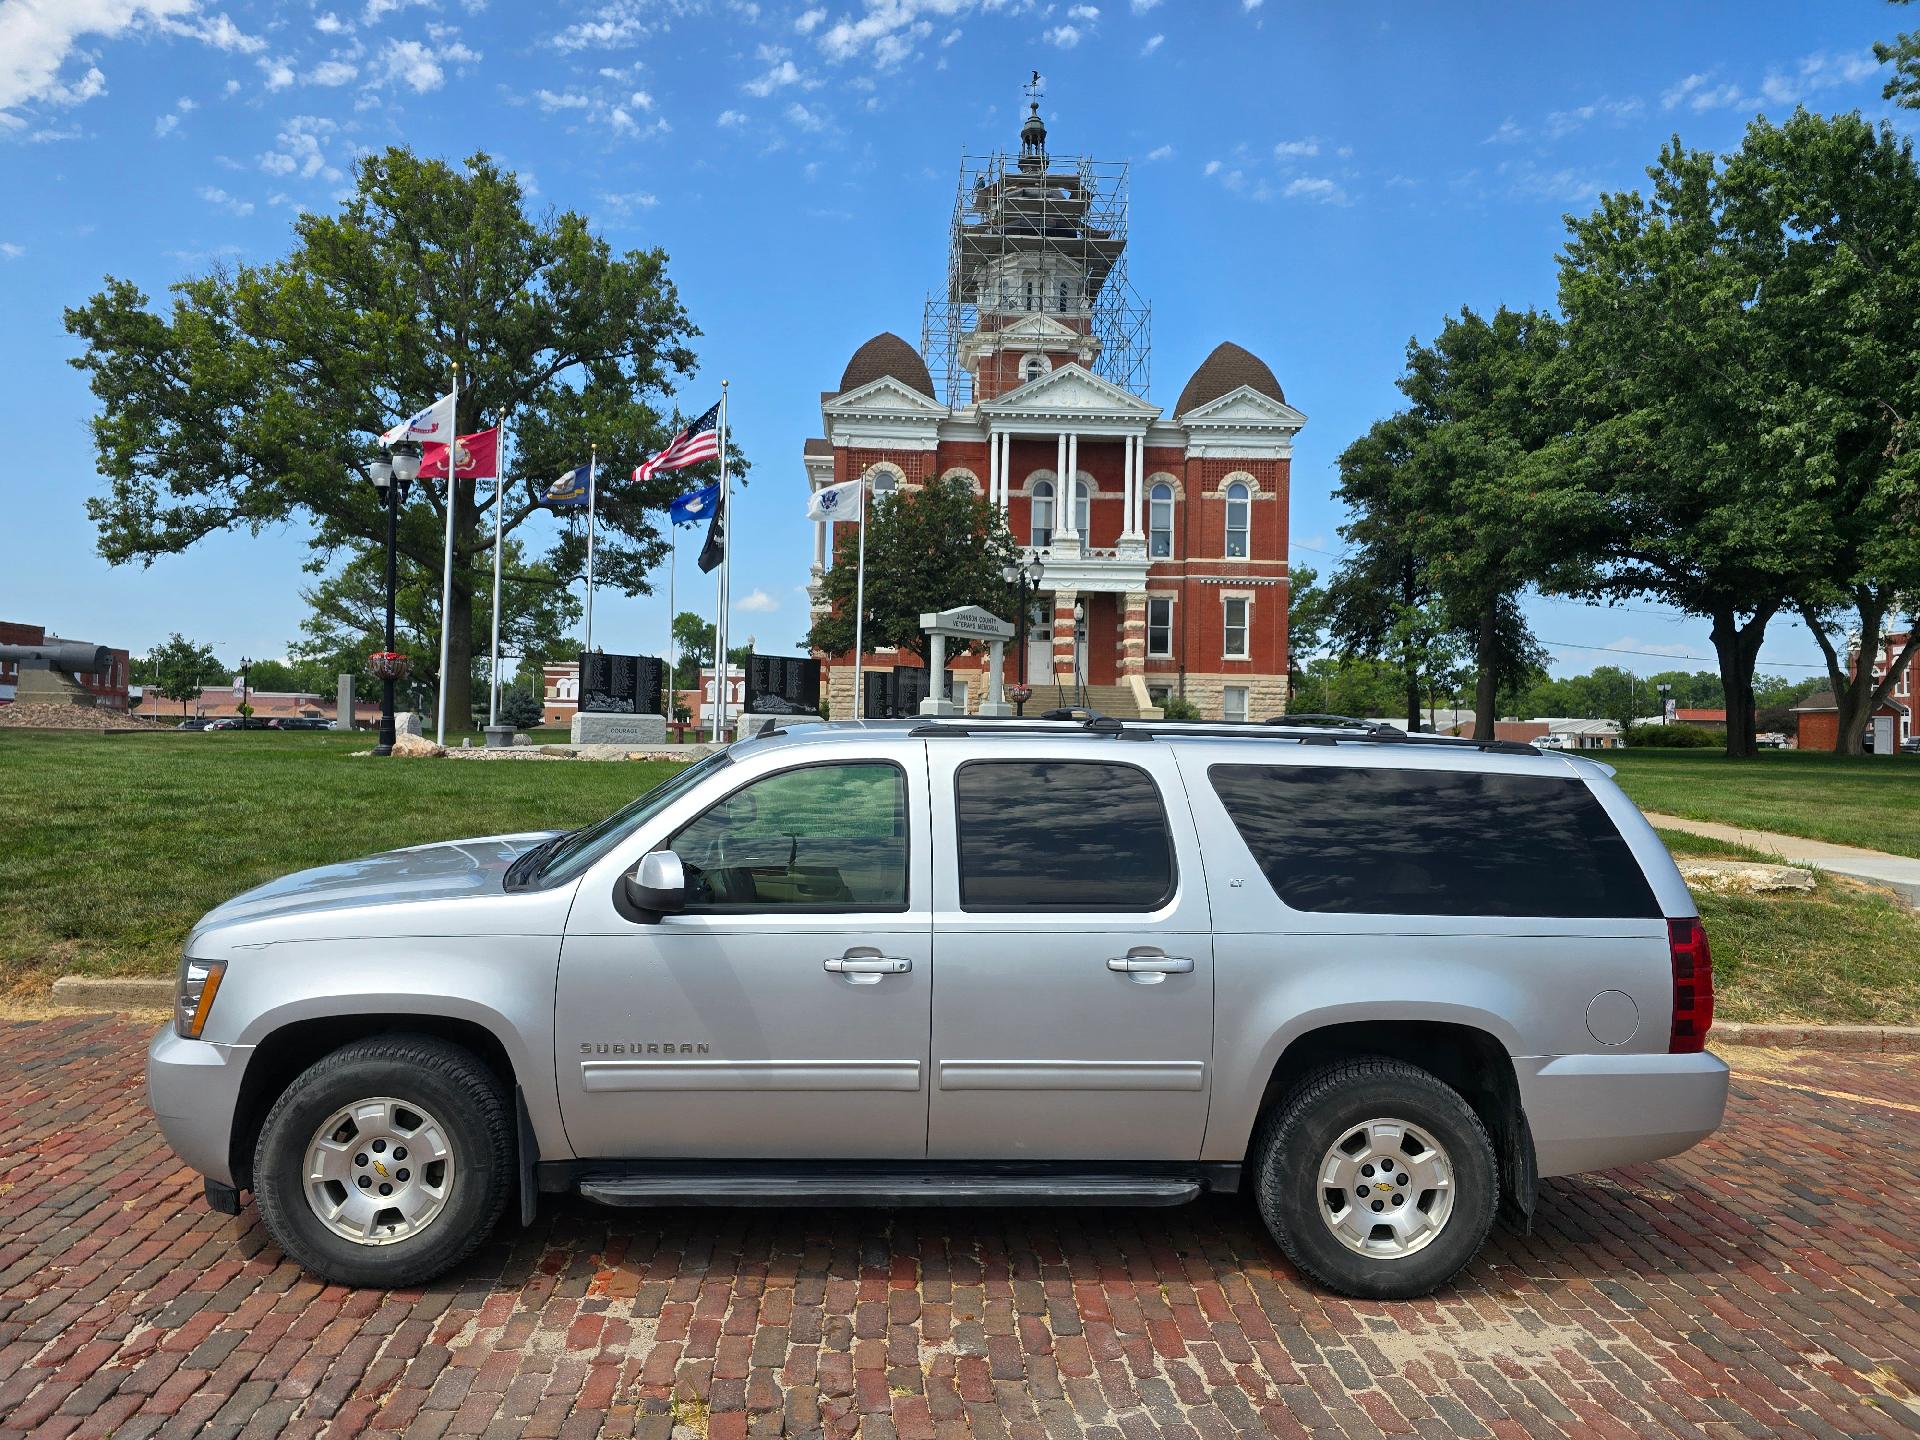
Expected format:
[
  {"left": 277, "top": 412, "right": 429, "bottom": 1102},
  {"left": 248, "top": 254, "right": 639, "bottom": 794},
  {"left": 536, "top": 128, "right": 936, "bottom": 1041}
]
[{"left": 1541, "top": 637, "right": 1828, "bottom": 671}]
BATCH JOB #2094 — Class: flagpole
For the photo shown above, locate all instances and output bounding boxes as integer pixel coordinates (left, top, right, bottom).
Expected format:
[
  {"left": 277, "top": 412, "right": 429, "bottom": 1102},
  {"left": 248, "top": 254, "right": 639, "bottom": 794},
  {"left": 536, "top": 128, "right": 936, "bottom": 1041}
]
[
  {"left": 487, "top": 417, "right": 506, "bottom": 727},
  {"left": 434, "top": 359, "right": 459, "bottom": 746},
  {"left": 584, "top": 445, "right": 598, "bottom": 656},
  {"left": 712, "top": 380, "right": 730, "bottom": 743},
  {"left": 853, "top": 473, "right": 867, "bottom": 720},
  {"left": 666, "top": 522, "right": 677, "bottom": 725}
]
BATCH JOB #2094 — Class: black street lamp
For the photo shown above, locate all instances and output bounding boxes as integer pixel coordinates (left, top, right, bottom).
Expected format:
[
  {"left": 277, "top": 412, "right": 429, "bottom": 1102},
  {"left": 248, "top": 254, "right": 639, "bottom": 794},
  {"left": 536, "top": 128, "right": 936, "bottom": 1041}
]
[
  {"left": 371, "top": 442, "right": 420, "bottom": 755},
  {"left": 1001, "top": 552, "right": 1047, "bottom": 717}
]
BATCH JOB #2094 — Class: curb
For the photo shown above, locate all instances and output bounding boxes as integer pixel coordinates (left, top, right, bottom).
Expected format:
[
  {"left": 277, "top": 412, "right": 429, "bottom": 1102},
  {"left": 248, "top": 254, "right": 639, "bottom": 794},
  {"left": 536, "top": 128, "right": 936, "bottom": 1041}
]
[
  {"left": 48, "top": 977, "right": 174, "bottom": 1009},
  {"left": 1715, "top": 1021, "right": 1920, "bottom": 1054}
]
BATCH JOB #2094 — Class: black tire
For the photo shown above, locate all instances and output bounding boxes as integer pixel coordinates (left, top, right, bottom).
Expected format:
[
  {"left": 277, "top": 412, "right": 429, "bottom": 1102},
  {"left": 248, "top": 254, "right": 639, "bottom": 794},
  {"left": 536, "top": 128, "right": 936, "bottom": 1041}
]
[
  {"left": 252, "top": 1034, "right": 513, "bottom": 1288},
  {"left": 1252, "top": 1058, "right": 1497, "bottom": 1300}
]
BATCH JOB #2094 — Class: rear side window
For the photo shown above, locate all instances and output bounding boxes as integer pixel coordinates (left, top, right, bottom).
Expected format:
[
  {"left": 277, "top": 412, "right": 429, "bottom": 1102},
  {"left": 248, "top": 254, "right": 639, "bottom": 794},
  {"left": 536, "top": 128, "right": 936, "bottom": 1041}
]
[
  {"left": 1208, "top": 763, "right": 1659, "bottom": 918},
  {"left": 955, "top": 760, "right": 1176, "bottom": 911}
]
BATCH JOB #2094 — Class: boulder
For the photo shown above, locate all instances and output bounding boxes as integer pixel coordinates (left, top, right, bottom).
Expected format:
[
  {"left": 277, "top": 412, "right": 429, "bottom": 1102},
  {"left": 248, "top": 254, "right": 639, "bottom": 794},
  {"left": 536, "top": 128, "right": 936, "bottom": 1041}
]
[
  {"left": 391, "top": 732, "right": 445, "bottom": 758},
  {"left": 1676, "top": 858, "right": 1815, "bottom": 895}
]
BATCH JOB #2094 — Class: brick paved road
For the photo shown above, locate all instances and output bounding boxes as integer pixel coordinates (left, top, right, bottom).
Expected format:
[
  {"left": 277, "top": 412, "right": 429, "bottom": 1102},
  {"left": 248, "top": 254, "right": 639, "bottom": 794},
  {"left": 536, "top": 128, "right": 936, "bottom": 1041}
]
[{"left": 3, "top": 1017, "right": 1918, "bottom": 1440}]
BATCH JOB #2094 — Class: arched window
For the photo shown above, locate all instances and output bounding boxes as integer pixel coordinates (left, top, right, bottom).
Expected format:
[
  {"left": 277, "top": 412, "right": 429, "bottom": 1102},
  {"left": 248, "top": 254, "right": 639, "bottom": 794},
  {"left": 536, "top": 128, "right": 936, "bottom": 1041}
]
[
  {"left": 1073, "top": 479, "right": 1090, "bottom": 537},
  {"left": 868, "top": 469, "right": 898, "bottom": 506},
  {"left": 1022, "top": 356, "right": 1047, "bottom": 383},
  {"left": 1149, "top": 482, "right": 1174, "bottom": 558},
  {"left": 1224, "top": 481, "right": 1251, "bottom": 558},
  {"left": 1030, "top": 479, "right": 1054, "bottom": 547}
]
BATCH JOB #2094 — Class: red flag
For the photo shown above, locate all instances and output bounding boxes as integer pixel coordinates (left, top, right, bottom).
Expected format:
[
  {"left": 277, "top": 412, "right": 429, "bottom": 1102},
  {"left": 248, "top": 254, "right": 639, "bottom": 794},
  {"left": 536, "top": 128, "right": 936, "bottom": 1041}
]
[{"left": 420, "top": 427, "right": 500, "bottom": 480}]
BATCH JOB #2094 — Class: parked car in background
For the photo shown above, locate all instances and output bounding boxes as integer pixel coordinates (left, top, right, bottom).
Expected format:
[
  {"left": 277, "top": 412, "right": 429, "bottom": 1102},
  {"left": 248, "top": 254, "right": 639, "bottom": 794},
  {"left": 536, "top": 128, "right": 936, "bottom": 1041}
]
[
  {"left": 175, "top": 718, "right": 213, "bottom": 731},
  {"left": 149, "top": 715, "right": 1725, "bottom": 1300},
  {"left": 1900, "top": 736, "right": 1920, "bottom": 755}
]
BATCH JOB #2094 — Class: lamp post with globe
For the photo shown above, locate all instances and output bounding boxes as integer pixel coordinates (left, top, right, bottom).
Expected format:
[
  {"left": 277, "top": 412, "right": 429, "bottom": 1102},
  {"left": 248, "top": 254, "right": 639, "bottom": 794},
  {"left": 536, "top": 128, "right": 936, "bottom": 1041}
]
[
  {"left": 369, "top": 440, "right": 421, "bottom": 755},
  {"left": 1001, "top": 552, "right": 1046, "bottom": 717}
]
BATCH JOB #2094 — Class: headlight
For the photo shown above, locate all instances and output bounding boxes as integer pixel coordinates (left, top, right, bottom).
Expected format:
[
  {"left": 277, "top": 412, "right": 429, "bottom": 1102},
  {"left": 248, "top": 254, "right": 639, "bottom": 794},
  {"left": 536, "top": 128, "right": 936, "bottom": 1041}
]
[{"left": 175, "top": 957, "right": 227, "bottom": 1039}]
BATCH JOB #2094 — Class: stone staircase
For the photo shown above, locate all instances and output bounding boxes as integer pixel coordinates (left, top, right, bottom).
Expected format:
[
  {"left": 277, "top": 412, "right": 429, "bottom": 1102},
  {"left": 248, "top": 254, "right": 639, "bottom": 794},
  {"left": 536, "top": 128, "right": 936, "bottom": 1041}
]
[{"left": 1044, "top": 681, "right": 1157, "bottom": 720}]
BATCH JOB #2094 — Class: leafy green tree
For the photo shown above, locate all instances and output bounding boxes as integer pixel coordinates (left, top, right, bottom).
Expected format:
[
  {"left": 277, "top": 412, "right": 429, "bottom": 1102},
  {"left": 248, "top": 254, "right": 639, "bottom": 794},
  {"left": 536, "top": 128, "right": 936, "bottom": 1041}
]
[
  {"left": 65, "top": 148, "right": 719, "bottom": 729},
  {"left": 147, "top": 633, "right": 221, "bottom": 719},
  {"left": 1327, "top": 415, "right": 1465, "bottom": 730},
  {"left": 668, "top": 611, "right": 749, "bottom": 688},
  {"left": 1712, "top": 112, "right": 1920, "bottom": 753},
  {"left": 1877, "top": 0, "right": 1920, "bottom": 109},
  {"left": 1550, "top": 132, "right": 1833, "bottom": 758},
  {"left": 807, "top": 478, "right": 1020, "bottom": 665},
  {"left": 1284, "top": 563, "right": 1330, "bottom": 702}
]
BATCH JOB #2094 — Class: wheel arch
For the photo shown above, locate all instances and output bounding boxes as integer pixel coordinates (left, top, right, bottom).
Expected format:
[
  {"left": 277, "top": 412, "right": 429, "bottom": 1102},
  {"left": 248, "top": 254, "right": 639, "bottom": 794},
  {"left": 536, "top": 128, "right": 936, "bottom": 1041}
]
[
  {"left": 1243, "top": 1018, "right": 1536, "bottom": 1231},
  {"left": 228, "top": 1012, "right": 522, "bottom": 1193}
]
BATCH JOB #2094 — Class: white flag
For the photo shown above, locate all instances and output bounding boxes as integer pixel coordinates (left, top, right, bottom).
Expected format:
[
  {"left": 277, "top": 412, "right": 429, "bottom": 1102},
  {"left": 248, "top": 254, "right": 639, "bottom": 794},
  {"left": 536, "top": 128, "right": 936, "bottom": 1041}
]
[
  {"left": 806, "top": 477, "right": 863, "bottom": 521},
  {"left": 379, "top": 391, "right": 456, "bottom": 447}
]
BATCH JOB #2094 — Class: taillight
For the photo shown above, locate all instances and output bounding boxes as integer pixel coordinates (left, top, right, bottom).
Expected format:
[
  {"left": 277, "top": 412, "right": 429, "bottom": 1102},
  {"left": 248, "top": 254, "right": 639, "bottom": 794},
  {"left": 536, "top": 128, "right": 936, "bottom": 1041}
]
[{"left": 1668, "top": 918, "right": 1714, "bottom": 1053}]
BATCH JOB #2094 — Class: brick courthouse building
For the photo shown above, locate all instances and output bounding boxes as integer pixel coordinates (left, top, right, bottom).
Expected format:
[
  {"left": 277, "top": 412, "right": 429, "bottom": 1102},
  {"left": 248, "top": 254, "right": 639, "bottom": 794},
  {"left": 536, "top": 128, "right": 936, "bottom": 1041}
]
[{"left": 804, "top": 99, "right": 1305, "bottom": 721}]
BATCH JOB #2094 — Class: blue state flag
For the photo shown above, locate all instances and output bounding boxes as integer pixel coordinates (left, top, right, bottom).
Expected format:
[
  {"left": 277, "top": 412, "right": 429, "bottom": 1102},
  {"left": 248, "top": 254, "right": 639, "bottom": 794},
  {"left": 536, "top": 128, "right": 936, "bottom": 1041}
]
[
  {"left": 669, "top": 481, "right": 721, "bottom": 527},
  {"left": 542, "top": 465, "right": 591, "bottom": 510}
]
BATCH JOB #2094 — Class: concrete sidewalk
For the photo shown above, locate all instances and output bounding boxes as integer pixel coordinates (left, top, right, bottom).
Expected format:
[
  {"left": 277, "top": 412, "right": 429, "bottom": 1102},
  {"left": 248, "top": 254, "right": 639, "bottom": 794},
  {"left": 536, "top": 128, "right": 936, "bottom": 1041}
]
[{"left": 1647, "top": 809, "right": 1920, "bottom": 906}]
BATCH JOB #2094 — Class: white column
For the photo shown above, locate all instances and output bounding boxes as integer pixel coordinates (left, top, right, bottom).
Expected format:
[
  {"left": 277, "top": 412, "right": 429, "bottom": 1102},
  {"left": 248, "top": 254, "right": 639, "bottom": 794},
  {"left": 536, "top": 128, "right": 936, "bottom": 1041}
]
[
  {"left": 1055, "top": 432, "right": 1067, "bottom": 496},
  {"left": 1062, "top": 432, "right": 1079, "bottom": 540},
  {"left": 1121, "top": 435, "right": 1136, "bottom": 537},
  {"left": 987, "top": 428, "right": 999, "bottom": 509},
  {"left": 813, "top": 518, "right": 827, "bottom": 571},
  {"left": 1132, "top": 431, "right": 1147, "bottom": 535}
]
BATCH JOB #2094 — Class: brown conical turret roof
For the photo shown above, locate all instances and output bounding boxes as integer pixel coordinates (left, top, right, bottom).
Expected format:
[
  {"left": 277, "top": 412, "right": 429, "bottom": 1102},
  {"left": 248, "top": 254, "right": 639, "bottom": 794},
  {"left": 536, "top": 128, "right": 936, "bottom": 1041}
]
[
  {"left": 838, "top": 332, "right": 935, "bottom": 398},
  {"left": 1174, "top": 341, "right": 1285, "bottom": 416}
]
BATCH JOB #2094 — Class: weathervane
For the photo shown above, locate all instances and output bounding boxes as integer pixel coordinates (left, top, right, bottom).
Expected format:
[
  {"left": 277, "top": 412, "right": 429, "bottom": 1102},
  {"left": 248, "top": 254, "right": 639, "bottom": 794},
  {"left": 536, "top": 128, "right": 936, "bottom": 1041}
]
[{"left": 1024, "top": 70, "right": 1044, "bottom": 110}]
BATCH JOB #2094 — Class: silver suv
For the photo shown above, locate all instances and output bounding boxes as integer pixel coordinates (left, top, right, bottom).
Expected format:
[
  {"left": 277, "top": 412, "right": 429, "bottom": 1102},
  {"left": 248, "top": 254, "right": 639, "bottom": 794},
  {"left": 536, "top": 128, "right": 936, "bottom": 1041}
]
[{"left": 148, "top": 717, "right": 1727, "bottom": 1299}]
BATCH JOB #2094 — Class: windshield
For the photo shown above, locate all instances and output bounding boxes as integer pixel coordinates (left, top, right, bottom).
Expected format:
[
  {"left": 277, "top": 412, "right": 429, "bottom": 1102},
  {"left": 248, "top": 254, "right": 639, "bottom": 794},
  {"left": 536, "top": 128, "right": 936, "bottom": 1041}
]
[{"left": 530, "top": 750, "right": 733, "bottom": 888}]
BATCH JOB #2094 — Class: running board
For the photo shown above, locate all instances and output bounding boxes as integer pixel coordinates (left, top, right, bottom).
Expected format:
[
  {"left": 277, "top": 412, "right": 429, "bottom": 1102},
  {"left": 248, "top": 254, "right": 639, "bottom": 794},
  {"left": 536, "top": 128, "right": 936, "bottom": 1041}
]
[{"left": 575, "top": 1170, "right": 1206, "bottom": 1208}]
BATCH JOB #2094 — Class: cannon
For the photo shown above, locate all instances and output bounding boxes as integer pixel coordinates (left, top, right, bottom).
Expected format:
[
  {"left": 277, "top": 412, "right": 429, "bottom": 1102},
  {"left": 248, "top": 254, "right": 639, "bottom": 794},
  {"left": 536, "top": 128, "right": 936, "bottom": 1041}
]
[{"left": 0, "top": 639, "right": 114, "bottom": 707}]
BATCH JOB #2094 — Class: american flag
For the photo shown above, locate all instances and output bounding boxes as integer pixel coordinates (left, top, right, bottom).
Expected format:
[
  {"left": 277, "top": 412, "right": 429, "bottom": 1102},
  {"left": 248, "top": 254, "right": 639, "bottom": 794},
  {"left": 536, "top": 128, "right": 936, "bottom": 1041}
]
[{"left": 633, "top": 402, "right": 721, "bottom": 483}]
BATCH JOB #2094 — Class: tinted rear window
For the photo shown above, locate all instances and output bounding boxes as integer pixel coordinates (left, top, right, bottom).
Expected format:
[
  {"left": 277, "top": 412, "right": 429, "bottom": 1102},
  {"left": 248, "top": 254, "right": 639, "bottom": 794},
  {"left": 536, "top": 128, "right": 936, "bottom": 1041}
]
[
  {"left": 1208, "top": 763, "right": 1659, "bottom": 918},
  {"left": 955, "top": 760, "right": 1176, "bottom": 911}
]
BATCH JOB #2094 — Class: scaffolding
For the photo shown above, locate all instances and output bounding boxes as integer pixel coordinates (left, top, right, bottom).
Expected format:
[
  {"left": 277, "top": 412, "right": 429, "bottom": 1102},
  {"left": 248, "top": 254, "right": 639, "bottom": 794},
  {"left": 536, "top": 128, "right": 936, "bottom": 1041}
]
[{"left": 921, "top": 143, "right": 1151, "bottom": 408}]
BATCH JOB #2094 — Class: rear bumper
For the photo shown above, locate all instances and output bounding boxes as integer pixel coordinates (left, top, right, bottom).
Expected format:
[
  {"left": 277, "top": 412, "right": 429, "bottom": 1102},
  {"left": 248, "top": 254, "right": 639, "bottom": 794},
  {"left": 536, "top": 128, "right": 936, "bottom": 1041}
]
[
  {"left": 1517, "top": 1049, "right": 1729, "bottom": 1178},
  {"left": 147, "top": 1025, "right": 252, "bottom": 1188}
]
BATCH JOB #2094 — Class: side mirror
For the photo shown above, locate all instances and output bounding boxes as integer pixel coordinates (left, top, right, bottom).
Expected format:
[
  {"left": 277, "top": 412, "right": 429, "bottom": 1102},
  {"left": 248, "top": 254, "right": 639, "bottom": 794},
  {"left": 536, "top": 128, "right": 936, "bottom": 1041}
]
[{"left": 622, "top": 849, "right": 687, "bottom": 917}]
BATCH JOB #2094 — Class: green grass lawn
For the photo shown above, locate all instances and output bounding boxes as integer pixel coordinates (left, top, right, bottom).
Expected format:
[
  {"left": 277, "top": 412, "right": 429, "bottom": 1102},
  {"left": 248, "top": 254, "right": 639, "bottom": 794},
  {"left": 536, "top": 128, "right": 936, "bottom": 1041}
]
[
  {"left": 1652, "top": 829, "right": 1920, "bottom": 1027},
  {"left": 0, "top": 729, "right": 681, "bottom": 999},
  {"left": 4, "top": 730, "right": 1917, "bottom": 1026},
  {"left": 1610, "top": 747, "right": 1920, "bottom": 858}
]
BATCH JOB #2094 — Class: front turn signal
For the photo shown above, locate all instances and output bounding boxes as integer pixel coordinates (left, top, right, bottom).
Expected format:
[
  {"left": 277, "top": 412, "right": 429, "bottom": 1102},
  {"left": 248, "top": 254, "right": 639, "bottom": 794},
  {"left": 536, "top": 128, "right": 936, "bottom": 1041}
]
[{"left": 175, "top": 958, "right": 227, "bottom": 1039}]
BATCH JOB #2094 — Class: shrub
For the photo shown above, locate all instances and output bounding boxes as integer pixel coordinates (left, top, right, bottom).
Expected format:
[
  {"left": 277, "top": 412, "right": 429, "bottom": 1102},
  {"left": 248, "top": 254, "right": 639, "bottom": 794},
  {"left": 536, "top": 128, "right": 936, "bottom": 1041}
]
[
  {"left": 1625, "top": 721, "right": 1720, "bottom": 748},
  {"left": 497, "top": 689, "right": 547, "bottom": 729},
  {"left": 1159, "top": 694, "right": 1202, "bottom": 721}
]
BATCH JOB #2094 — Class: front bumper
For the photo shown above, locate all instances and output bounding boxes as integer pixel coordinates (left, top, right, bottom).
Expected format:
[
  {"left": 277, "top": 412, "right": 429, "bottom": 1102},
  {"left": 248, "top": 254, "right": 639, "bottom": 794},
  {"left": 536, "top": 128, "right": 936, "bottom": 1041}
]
[
  {"left": 1516, "top": 1049, "right": 1730, "bottom": 1178},
  {"left": 147, "top": 1025, "right": 253, "bottom": 1188}
]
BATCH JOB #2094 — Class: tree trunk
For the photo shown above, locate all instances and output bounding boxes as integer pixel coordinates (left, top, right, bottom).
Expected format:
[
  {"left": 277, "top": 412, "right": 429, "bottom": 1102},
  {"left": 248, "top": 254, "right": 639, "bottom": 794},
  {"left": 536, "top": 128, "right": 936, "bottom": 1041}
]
[
  {"left": 1708, "top": 606, "right": 1772, "bottom": 760},
  {"left": 1473, "top": 603, "right": 1499, "bottom": 741}
]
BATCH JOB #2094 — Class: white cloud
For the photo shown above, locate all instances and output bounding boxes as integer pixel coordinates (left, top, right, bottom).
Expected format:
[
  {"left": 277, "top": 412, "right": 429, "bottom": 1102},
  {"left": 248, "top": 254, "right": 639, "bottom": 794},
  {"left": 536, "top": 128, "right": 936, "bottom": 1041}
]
[
  {"left": 550, "top": 1, "right": 655, "bottom": 52},
  {"left": 1139, "top": 32, "right": 1162, "bottom": 56},
  {"left": 198, "top": 184, "right": 254, "bottom": 216},
  {"left": 0, "top": 0, "right": 192, "bottom": 117},
  {"left": 628, "top": 89, "right": 653, "bottom": 109},
  {"left": 155, "top": 110, "right": 179, "bottom": 136},
  {"left": 785, "top": 100, "right": 825, "bottom": 130},
  {"left": 309, "top": 59, "right": 358, "bottom": 86},
  {"left": 364, "top": 0, "right": 431, "bottom": 20},
  {"left": 0, "top": 242, "right": 24, "bottom": 259},
  {"left": 1203, "top": 159, "right": 1221, "bottom": 176},
  {"left": 176, "top": 12, "right": 264, "bottom": 52},
  {"left": 1145, "top": 143, "right": 1172, "bottom": 161},
  {"left": 717, "top": 108, "right": 748, "bottom": 127},
  {"left": 257, "top": 56, "right": 296, "bottom": 90},
  {"left": 607, "top": 104, "right": 668, "bottom": 138},
  {"left": 1483, "top": 117, "right": 1525, "bottom": 144},
  {"left": 1661, "top": 72, "right": 1709, "bottom": 110},
  {"left": 1273, "top": 137, "right": 1319, "bottom": 158},
  {"left": 736, "top": 588, "right": 780, "bottom": 614},
  {"left": 315, "top": 11, "right": 352, "bottom": 35},
  {"left": 1067, "top": 4, "right": 1099, "bottom": 18},
  {"left": 259, "top": 115, "right": 339, "bottom": 179},
  {"left": 1283, "top": 175, "right": 1346, "bottom": 204},
  {"left": 375, "top": 37, "right": 479, "bottom": 91},
  {"left": 1544, "top": 95, "right": 1642, "bottom": 137},
  {"left": 599, "top": 190, "right": 657, "bottom": 214},
  {"left": 537, "top": 88, "right": 591, "bottom": 110},
  {"left": 1045, "top": 24, "right": 1080, "bottom": 47},
  {"left": 745, "top": 58, "right": 806, "bottom": 95},
  {"left": 1131, "top": 0, "right": 1161, "bottom": 10},
  {"left": 1243, "top": 0, "right": 1263, "bottom": 10},
  {"left": 795, "top": 6, "right": 826, "bottom": 32},
  {"left": 817, "top": 0, "right": 966, "bottom": 69}
]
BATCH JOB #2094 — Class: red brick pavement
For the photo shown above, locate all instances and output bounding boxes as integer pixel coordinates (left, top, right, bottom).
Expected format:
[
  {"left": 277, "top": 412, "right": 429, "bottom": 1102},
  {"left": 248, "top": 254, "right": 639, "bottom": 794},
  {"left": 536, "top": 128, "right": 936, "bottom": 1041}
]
[{"left": 2, "top": 1016, "right": 1918, "bottom": 1439}]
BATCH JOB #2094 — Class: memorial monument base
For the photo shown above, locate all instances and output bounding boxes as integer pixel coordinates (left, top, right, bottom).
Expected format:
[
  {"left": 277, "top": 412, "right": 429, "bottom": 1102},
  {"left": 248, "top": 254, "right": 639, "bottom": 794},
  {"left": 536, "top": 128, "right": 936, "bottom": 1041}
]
[
  {"left": 395, "top": 711, "right": 424, "bottom": 738},
  {"left": 483, "top": 724, "right": 517, "bottom": 749},
  {"left": 916, "top": 697, "right": 965, "bottom": 718},
  {"left": 571, "top": 712, "right": 669, "bottom": 746}
]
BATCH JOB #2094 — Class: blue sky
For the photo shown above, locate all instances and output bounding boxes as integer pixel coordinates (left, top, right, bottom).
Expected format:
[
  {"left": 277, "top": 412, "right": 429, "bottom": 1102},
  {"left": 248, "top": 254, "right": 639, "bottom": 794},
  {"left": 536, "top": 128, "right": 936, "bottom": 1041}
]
[{"left": 1, "top": 0, "right": 1911, "bottom": 685}]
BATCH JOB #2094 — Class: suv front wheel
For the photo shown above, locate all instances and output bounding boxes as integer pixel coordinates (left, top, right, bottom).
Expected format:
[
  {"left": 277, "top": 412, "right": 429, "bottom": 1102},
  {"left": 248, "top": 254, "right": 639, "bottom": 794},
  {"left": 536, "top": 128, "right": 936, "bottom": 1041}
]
[
  {"left": 252, "top": 1035, "right": 513, "bottom": 1287},
  {"left": 1253, "top": 1058, "right": 1497, "bottom": 1299}
]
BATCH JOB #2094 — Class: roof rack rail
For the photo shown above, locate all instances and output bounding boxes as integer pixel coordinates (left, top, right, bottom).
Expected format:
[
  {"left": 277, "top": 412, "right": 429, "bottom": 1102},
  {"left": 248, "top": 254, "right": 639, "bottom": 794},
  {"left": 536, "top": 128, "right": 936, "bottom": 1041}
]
[
  {"left": 906, "top": 712, "right": 1540, "bottom": 755},
  {"left": 1266, "top": 713, "right": 1408, "bottom": 737}
]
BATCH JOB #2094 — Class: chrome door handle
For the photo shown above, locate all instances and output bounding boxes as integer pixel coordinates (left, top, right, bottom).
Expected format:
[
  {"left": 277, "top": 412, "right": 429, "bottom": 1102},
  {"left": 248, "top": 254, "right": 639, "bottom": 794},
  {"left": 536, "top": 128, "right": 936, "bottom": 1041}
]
[
  {"left": 1106, "top": 953, "right": 1194, "bottom": 974},
  {"left": 823, "top": 954, "right": 911, "bottom": 986}
]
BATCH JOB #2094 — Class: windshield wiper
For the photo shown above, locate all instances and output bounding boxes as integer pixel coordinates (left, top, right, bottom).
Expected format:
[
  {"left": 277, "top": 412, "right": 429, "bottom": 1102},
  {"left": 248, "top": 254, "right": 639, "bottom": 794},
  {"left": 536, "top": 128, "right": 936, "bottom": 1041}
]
[{"left": 506, "top": 831, "right": 574, "bottom": 891}]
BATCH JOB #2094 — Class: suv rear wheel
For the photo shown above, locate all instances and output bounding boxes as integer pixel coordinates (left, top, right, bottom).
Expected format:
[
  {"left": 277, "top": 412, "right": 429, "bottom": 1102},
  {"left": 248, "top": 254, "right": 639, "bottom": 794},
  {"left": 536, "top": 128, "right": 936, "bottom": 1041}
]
[
  {"left": 1253, "top": 1058, "right": 1497, "bottom": 1299},
  {"left": 252, "top": 1035, "right": 512, "bottom": 1287}
]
